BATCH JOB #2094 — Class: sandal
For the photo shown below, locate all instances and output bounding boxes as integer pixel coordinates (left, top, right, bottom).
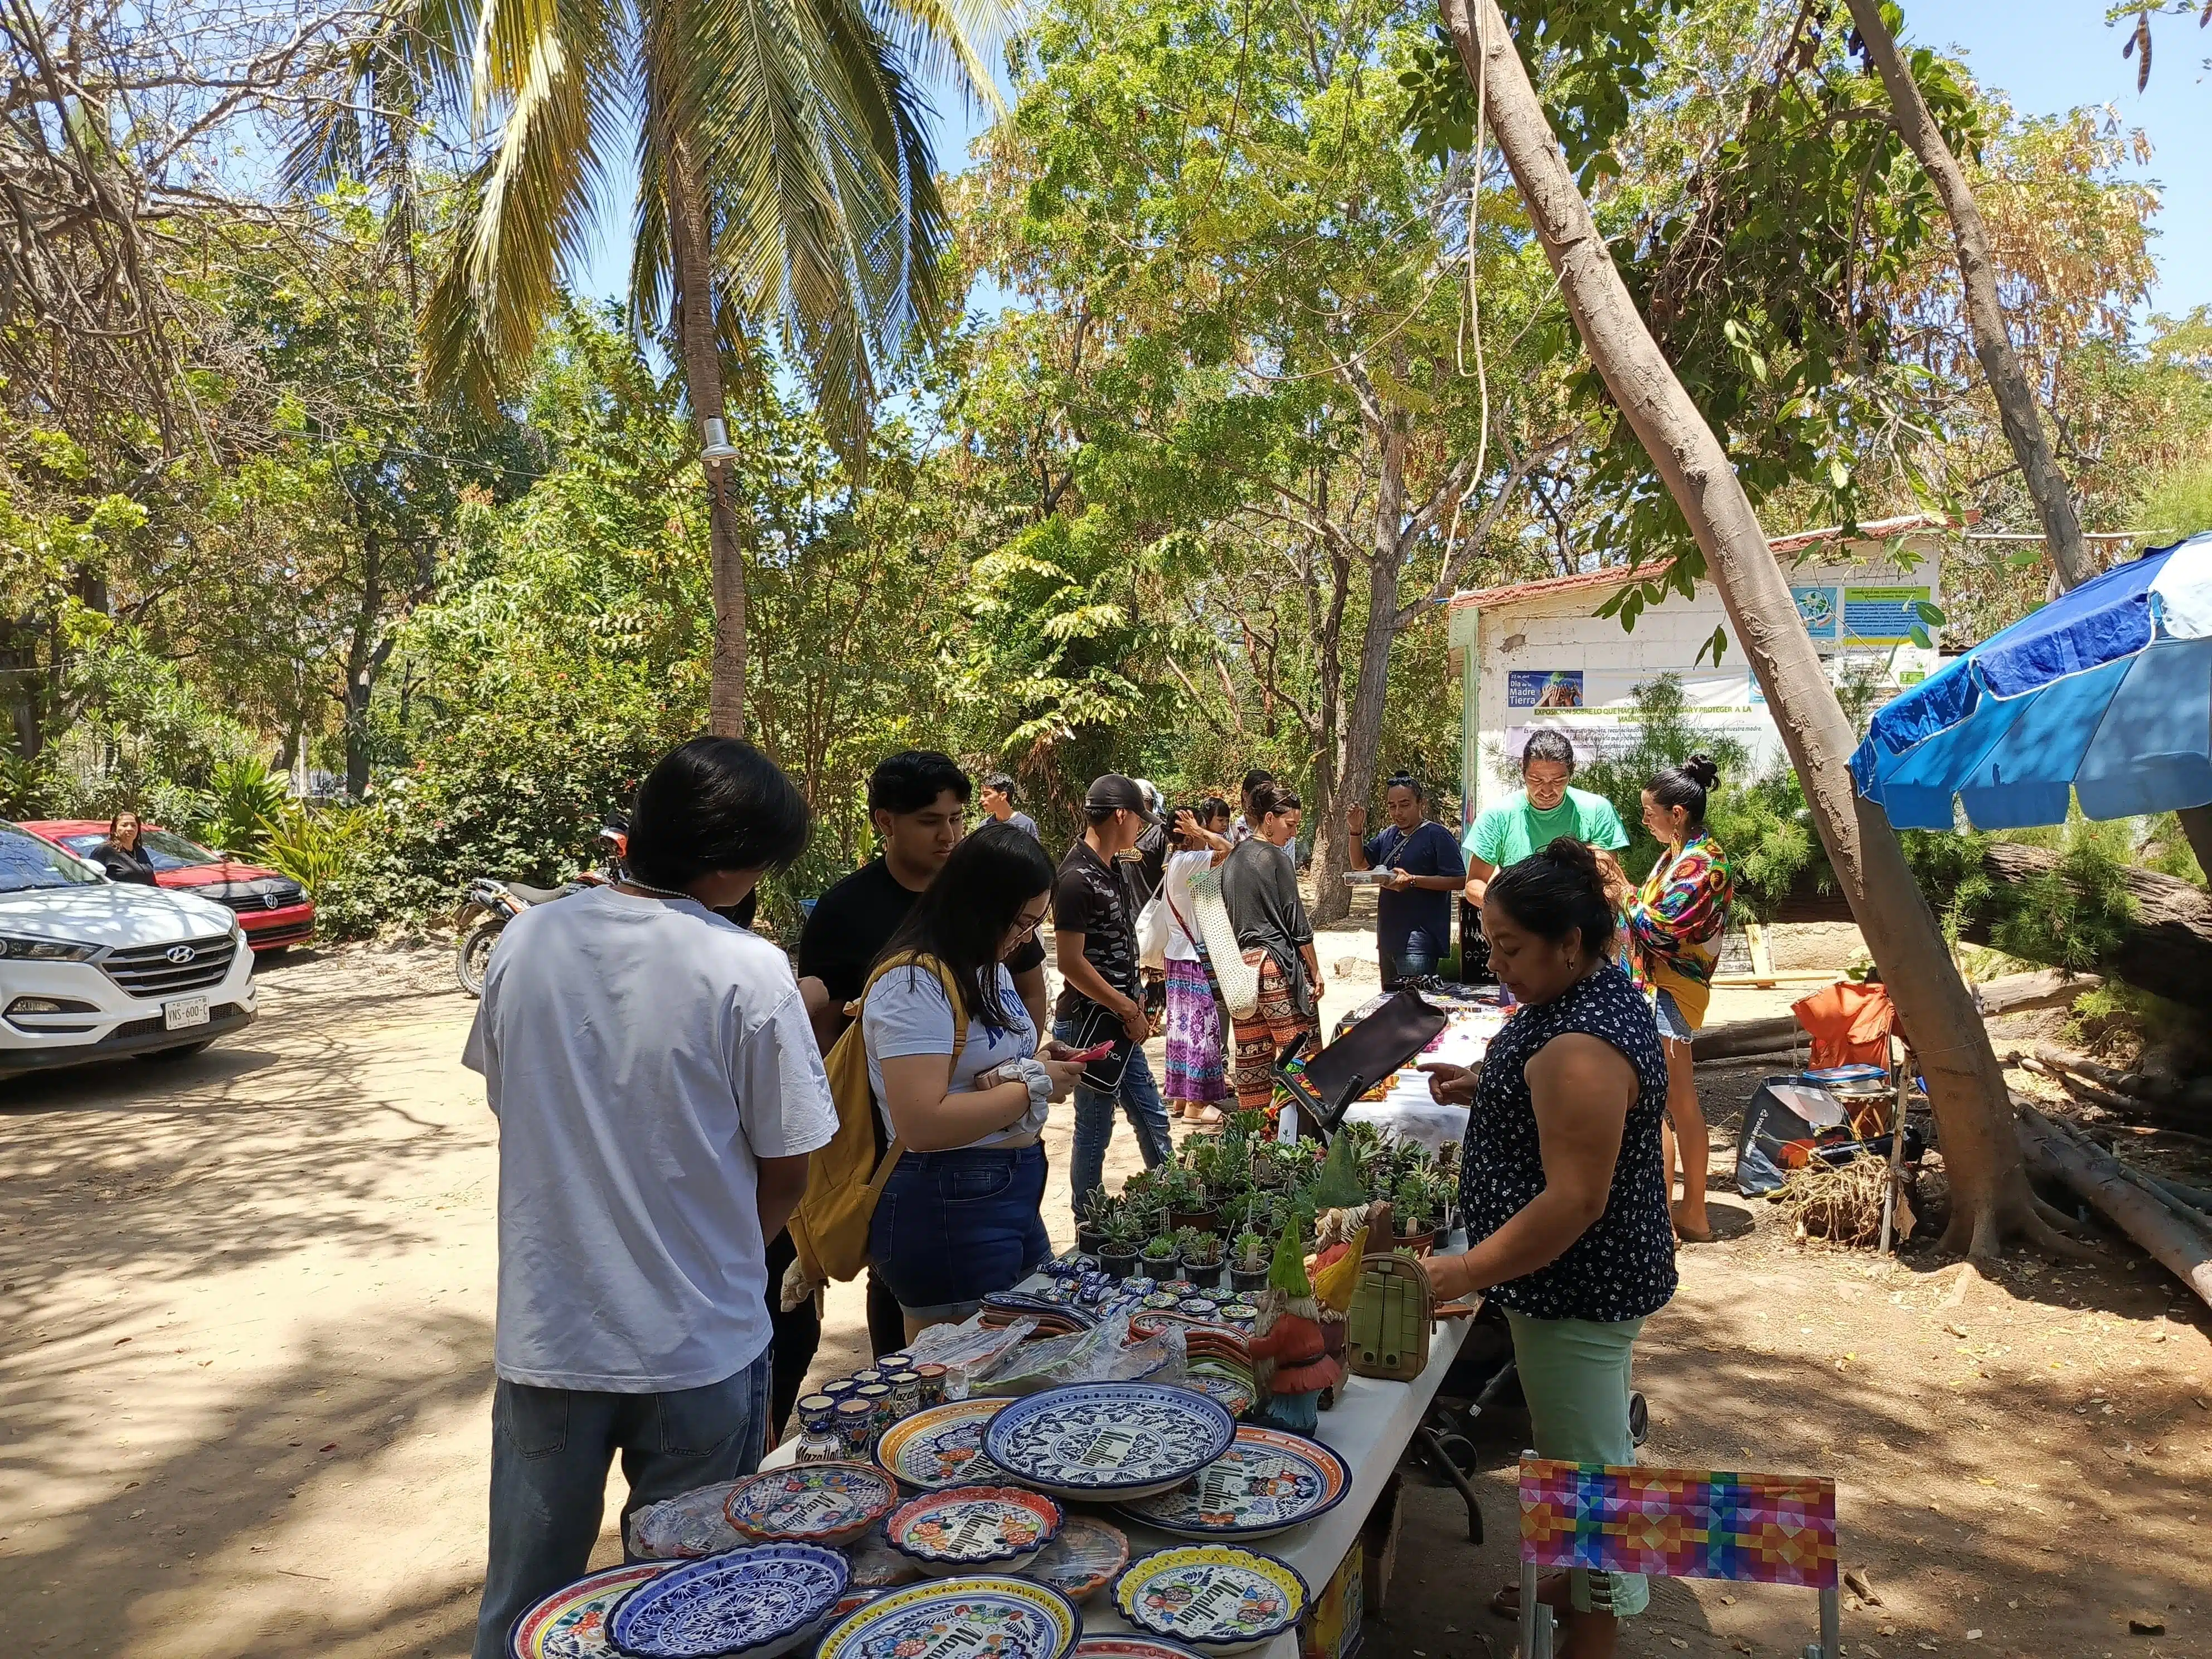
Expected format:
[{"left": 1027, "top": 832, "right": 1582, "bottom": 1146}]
[
  {"left": 1489, "top": 1573, "right": 1565, "bottom": 1618},
  {"left": 1188, "top": 1105, "right": 1226, "bottom": 1127},
  {"left": 1671, "top": 1204, "right": 1715, "bottom": 1244}
]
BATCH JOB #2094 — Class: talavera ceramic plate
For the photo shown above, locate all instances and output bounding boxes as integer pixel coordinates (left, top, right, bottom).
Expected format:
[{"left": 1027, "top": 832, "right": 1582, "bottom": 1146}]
[
  {"left": 1110, "top": 1545, "right": 1307, "bottom": 1656},
  {"left": 873, "top": 1396, "right": 1010, "bottom": 1491},
  {"left": 984, "top": 1383, "right": 1234, "bottom": 1501},
  {"left": 604, "top": 1542, "right": 847, "bottom": 1658},
  {"left": 813, "top": 1575, "right": 1080, "bottom": 1659},
  {"left": 1112, "top": 1425, "right": 1349, "bottom": 1540},
  {"left": 509, "top": 1562, "right": 670, "bottom": 1659}
]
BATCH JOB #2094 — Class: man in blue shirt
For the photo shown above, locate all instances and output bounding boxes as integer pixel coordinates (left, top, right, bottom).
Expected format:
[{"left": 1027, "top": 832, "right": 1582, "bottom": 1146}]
[{"left": 1347, "top": 775, "right": 1467, "bottom": 986}]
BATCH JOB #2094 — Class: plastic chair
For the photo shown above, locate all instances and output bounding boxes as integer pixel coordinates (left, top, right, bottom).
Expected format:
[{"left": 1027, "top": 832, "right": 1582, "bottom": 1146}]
[{"left": 1515, "top": 1454, "right": 1839, "bottom": 1658}]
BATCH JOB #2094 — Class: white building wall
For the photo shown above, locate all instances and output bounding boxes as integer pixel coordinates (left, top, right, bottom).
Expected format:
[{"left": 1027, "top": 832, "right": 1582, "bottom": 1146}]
[{"left": 1453, "top": 545, "right": 1944, "bottom": 826}]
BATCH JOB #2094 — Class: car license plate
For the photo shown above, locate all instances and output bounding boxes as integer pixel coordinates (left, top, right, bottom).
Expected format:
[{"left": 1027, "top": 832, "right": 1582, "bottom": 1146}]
[{"left": 163, "top": 997, "right": 209, "bottom": 1031}]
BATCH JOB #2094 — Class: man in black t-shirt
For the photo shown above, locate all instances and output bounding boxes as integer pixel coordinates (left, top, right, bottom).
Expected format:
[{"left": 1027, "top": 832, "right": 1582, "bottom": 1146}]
[
  {"left": 775, "top": 752, "right": 1048, "bottom": 1411},
  {"left": 1054, "top": 774, "right": 1175, "bottom": 1220}
]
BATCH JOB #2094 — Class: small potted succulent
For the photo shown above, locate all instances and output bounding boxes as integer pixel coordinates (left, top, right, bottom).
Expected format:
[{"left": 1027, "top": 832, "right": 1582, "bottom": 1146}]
[
  {"left": 1099, "top": 1214, "right": 1144, "bottom": 1280},
  {"left": 1077, "top": 1187, "right": 1116, "bottom": 1257},
  {"left": 1229, "top": 1230, "right": 1270, "bottom": 1292},
  {"left": 1139, "top": 1231, "right": 1181, "bottom": 1279},
  {"left": 1178, "top": 1226, "right": 1225, "bottom": 1289},
  {"left": 1122, "top": 1167, "right": 1167, "bottom": 1239},
  {"left": 1393, "top": 1173, "right": 1438, "bottom": 1256},
  {"left": 1162, "top": 1166, "right": 1217, "bottom": 1234}
]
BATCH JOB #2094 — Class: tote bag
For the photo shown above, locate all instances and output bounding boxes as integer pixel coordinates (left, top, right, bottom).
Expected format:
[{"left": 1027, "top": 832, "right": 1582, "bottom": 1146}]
[{"left": 1187, "top": 861, "right": 1259, "bottom": 1018}]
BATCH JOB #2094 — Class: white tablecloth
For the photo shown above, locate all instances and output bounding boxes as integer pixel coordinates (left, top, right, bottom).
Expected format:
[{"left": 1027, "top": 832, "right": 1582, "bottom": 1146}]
[{"left": 767, "top": 1301, "right": 1473, "bottom": 1658}]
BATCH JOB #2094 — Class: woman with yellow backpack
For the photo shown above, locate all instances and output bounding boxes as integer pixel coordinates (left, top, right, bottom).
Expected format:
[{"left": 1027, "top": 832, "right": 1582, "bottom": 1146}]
[{"left": 851, "top": 822, "right": 1086, "bottom": 1341}]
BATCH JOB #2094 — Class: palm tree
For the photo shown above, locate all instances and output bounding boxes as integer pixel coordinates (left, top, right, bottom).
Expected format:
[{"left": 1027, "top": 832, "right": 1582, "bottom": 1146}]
[{"left": 300, "top": 0, "right": 997, "bottom": 736}]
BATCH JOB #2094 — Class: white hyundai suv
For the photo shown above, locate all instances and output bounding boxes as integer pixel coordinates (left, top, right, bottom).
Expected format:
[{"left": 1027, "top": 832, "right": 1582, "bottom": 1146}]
[{"left": 0, "top": 820, "right": 258, "bottom": 1077}]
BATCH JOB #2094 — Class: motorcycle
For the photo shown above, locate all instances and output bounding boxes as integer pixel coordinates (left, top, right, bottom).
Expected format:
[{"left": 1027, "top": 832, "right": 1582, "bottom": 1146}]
[{"left": 453, "top": 817, "right": 629, "bottom": 997}]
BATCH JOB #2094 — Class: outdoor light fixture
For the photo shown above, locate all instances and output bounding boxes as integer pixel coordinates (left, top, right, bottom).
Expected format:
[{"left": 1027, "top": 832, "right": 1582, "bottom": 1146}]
[{"left": 699, "top": 417, "right": 739, "bottom": 464}]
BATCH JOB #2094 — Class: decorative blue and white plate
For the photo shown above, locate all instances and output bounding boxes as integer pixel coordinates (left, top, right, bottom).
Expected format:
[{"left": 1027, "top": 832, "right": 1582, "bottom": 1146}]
[
  {"left": 604, "top": 1542, "right": 847, "bottom": 1659},
  {"left": 814, "top": 1575, "right": 1081, "bottom": 1659},
  {"left": 721, "top": 1462, "right": 896, "bottom": 1546},
  {"left": 1113, "top": 1426, "right": 1350, "bottom": 1540},
  {"left": 510, "top": 1561, "right": 671, "bottom": 1659},
  {"left": 984, "top": 1383, "right": 1235, "bottom": 1501},
  {"left": 1177, "top": 1298, "right": 1220, "bottom": 1319}
]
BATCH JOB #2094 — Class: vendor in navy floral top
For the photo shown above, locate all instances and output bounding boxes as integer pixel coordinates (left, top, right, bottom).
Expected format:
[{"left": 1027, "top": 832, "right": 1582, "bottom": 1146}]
[{"left": 1420, "top": 836, "right": 1675, "bottom": 1655}]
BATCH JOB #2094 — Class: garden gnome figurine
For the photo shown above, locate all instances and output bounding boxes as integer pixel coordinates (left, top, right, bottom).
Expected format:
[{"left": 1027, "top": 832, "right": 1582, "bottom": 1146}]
[{"left": 1249, "top": 1219, "right": 1341, "bottom": 1435}]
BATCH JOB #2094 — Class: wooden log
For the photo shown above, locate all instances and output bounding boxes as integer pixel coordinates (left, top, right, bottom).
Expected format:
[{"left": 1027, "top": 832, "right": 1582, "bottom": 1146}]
[
  {"left": 2016, "top": 1104, "right": 2212, "bottom": 1311},
  {"left": 1691, "top": 1015, "right": 1802, "bottom": 1061},
  {"left": 2146, "top": 1172, "right": 2212, "bottom": 1215},
  {"left": 2033, "top": 1044, "right": 2156, "bottom": 1099}
]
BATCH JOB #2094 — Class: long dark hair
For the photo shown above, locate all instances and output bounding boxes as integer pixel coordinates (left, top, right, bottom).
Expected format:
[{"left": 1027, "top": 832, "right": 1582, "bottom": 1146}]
[
  {"left": 876, "top": 820, "right": 1054, "bottom": 1032},
  {"left": 1486, "top": 837, "right": 1615, "bottom": 961}
]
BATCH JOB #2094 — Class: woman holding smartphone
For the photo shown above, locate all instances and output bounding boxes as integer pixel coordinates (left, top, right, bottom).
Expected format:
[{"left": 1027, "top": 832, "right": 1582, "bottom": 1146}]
[{"left": 864, "top": 822, "right": 1088, "bottom": 1341}]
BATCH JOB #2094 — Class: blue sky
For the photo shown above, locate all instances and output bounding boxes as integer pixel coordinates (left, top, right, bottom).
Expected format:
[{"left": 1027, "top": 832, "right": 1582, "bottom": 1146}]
[{"left": 578, "top": 0, "right": 2209, "bottom": 319}]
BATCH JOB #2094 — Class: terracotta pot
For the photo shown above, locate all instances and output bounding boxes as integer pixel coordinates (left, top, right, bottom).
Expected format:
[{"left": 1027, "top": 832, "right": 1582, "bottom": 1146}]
[{"left": 1395, "top": 1228, "right": 1437, "bottom": 1257}]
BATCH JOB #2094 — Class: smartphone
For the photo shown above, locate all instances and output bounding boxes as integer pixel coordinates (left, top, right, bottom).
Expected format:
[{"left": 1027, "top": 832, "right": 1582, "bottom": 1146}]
[{"left": 1065, "top": 1041, "right": 1117, "bottom": 1063}]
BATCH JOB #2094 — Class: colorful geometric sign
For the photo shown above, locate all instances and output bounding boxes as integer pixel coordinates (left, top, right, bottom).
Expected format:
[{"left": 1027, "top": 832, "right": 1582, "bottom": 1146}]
[{"left": 1517, "top": 1458, "right": 1839, "bottom": 1589}]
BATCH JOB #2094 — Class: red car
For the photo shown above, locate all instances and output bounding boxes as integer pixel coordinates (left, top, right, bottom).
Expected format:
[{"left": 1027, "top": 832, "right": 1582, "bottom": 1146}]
[{"left": 21, "top": 819, "right": 316, "bottom": 954}]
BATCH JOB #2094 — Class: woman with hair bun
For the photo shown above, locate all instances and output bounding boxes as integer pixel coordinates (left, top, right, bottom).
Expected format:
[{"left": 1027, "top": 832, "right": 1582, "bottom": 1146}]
[
  {"left": 1621, "top": 755, "right": 1734, "bottom": 1244},
  {"left": 1418, "top": 837, "right": 1674, "bottom": 1653}
]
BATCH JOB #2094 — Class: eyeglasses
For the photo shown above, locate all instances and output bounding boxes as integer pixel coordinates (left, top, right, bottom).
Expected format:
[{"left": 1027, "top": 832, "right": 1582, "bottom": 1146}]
[{"left": 1008, "top": 907, "right": 1050, "bottom": 940}]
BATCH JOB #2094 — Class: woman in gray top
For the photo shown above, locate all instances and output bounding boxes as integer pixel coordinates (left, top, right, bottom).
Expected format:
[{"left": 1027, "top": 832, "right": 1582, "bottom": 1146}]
[{"left": 1219, "top": 783, "right": 1323, "bottom": 1114}]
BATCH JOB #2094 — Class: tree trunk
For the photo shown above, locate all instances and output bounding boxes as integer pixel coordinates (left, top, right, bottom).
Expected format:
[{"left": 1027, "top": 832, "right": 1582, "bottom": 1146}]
[
  {"left": 667, "top": 145, "right": 748, "bottom": 739},
  {"left": 1313, "top": 416, "right": 1411, "bottom": 926},
  {"left": 2019, "top": 1108, "right": 2212, "bottom": 1310},
  {"left": 1840, "top": 0, "right": 2097, "bottom": 594},
  {"left": 342, "top": 521, "right": 385, "bottom": 799},
  {"left": 1442, "top": 0, "right": 2063, "bottom": 1260},
  {"left": 2177, "top": 805, "right": 2212, "bottom": 887}
]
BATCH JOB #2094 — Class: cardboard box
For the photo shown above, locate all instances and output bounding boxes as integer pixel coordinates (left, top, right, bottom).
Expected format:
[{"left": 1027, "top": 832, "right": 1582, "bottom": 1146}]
[{"left": 1299, "top": 1535, "right": 1365, "bottom": 1659}]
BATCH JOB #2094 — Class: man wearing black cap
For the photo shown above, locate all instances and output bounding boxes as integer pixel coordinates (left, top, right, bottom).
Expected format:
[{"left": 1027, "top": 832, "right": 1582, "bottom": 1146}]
[{"left": 1054, "top": 774, "right": 1176, "bottom": 1215}]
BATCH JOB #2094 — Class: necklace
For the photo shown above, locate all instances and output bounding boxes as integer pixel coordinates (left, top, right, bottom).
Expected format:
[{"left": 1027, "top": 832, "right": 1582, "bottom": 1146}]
[{"left": 619, "top": 879, "right": 696, "bottom": 904}]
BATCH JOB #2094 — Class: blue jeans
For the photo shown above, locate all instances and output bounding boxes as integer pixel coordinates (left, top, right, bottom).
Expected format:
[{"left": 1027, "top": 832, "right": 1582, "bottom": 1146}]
[
  {"left": 871, "top": 1142, "right": 1052, "bottom": 1318},
  {"left": 1381, "top": 928, "right": 1444, "bottom": 987},
  {"left": 1056, "top": 1015, "right": 1175, "bottom": 1221},
  {"left": 470, "top": 1351, "right": 772, "bottom": 1659}
]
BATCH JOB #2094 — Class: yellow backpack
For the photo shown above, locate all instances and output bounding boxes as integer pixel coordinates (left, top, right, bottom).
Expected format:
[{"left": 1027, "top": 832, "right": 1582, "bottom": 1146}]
[{"left": 787, "top": 952, "right": 968, "bottom": 1289}]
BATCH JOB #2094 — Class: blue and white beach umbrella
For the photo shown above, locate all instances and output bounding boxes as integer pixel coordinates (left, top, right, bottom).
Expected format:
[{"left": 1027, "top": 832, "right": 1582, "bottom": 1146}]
[{"left": 1850, "top": 532, "right": 2212, "bottom": 831}]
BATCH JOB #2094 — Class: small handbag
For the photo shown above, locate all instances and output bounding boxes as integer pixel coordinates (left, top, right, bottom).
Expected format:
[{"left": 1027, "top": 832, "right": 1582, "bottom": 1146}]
[{"left": 1346, "top": 1250, "right": 1435, "bottom": 1382}]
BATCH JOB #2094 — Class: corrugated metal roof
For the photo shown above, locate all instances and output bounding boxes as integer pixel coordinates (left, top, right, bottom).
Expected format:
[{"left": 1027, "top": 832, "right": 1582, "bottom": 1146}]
[{"left": 1446, "top": 511, "right": 1973, "bottom": 610}]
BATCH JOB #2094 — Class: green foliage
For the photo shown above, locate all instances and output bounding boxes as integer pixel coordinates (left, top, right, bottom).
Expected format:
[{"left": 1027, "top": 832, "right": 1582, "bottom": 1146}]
[
  {"left": 1573, "top": 674, "right": 1817, "bottom": 917},
  {"left": 259, "top": 801, "right": 372, "bottom": 913},
  {"left": 1901, "top": 812, "right": 2138, "bottom": 974},
  {"left": 198, "top": 759, "right": 292, "bottom": 859},
  {"left": 2133, "top": 453, "right": 2212, "bottom": 544},
  {"left": 1986, "top": 816, "right": 2136, "bottom": 974}
]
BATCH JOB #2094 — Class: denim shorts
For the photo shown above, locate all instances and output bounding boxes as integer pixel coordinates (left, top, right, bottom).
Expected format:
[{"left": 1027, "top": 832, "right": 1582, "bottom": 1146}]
[
  {"left": 869, "top": 1141, "right": 1051, "bottom": 1316},
  {"left": 1652, "top": 988, "right": 1695, "bottom": 1044}
]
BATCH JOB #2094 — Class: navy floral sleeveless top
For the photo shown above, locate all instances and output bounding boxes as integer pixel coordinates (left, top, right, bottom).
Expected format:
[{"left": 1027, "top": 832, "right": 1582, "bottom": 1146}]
[{"left": 1458, "top": 961, "right": 1676, "bottom": 1322}]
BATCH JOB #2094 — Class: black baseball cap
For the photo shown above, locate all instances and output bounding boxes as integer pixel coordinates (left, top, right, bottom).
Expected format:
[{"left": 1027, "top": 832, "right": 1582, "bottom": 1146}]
[{"left": 1084, "top": 773, "right": 1165, "bottom": 824}]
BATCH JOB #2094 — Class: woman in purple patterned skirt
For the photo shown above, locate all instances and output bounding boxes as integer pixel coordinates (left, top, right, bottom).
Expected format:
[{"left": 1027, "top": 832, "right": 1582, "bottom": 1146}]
[{"left": 1160, "top": 797, "right": 1234, "bottom": 1124}]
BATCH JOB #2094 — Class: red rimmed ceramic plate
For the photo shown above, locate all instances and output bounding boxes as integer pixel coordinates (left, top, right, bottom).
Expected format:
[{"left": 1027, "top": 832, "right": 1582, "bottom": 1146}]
[
  {"left": 720, "top": 1461, "right": 896, "bottom": 1546},
  {"left": 885, "top": 1485, "right": 1063, "bottom": 1576}
]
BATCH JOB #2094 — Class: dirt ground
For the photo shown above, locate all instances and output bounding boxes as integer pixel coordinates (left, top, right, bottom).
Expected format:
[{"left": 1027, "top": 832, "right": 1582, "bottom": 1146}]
[{"left": 3, "top": 934, "right": 2208, "bottom": 1658}]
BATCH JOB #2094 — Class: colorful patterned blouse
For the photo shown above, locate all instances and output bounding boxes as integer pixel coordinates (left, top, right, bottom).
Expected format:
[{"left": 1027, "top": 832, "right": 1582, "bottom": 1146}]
[{"left": 1624, "top": 833, "right": 1734, "bottom": 1030}]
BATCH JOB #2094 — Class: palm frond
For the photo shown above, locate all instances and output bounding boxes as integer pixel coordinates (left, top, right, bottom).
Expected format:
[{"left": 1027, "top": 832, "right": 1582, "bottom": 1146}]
[{"left": 421, "top": 0, "right": 630, "bottom": 408}]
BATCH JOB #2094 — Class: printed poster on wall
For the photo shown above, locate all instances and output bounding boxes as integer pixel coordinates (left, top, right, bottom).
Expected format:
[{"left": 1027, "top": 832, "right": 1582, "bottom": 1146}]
[
  {"left": 1792, "top": 585, "right": 1840, "bottom": 641},
  {"left": 1841, "top": 585, "right": 1932, "bottom": 645},
  {"left": 1504, "top": 666, "right": 1782, "bottom": 774},
  {"left": 1507, "top": 670, "right": 1585, "bottom": 709}
]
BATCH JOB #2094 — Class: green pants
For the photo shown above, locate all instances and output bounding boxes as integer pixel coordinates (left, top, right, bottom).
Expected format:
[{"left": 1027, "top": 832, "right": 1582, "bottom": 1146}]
[{"left": 1506, "top": 1309, "right": 1650, "bottom": 1619}]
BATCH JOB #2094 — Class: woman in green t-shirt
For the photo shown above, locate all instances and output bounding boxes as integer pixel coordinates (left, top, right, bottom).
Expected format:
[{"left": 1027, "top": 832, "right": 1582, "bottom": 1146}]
[{"left": 1462, "top": 732, "right": 1630, "bottom": 909}]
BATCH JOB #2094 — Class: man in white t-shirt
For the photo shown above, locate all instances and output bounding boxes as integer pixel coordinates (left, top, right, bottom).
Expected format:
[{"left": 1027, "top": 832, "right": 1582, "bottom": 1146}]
[{"left": 464, "top": 738, "right": 837, "bottom": 1658}]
